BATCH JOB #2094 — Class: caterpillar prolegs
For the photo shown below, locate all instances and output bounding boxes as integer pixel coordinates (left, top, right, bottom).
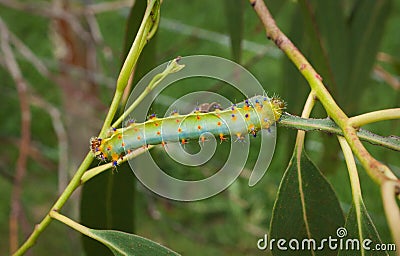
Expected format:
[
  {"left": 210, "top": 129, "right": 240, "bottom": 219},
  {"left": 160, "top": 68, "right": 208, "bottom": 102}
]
[{"left": 90, "top": 95, "right": 285, "bottom": 165}]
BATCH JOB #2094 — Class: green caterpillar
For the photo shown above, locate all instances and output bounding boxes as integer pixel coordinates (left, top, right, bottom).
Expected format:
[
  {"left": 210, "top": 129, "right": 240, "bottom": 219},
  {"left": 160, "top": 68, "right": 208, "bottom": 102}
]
[{"left": 91, "top": 95, "right": 285, "bottom": 166}]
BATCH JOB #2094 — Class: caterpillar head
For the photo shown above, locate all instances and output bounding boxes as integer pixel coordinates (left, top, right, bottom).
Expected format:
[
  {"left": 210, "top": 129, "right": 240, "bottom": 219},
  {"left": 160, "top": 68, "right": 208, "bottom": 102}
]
[
  {"left": 90, "top": 137, "right": 104, "bottom": 160},
  {"left": 269, "top": 97, "right": 286, "bottom": 121}
]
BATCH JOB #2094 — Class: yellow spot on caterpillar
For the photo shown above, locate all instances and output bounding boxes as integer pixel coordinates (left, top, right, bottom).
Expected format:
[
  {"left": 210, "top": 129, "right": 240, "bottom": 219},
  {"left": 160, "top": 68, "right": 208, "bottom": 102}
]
[
  {"left": 236, "top": 132, "right": 245, "bottom": 141},
  {"left": 217, "top": 121, "right": 221, "bottom": 126},
  {"left": 161, "top": 141, "right": 167, "bottom": 147},
  {"left": 231, "top": 114, "right": 237, "bottom": 121},
  {"left": 245, "top": 113, "right": 250, "bottom": 120},
  {"left": 197, "top": 125, "right": 201, "bottom": 130},
  {"left": 219, "top": 133, "right": 227, "bottom": 143},
  {"left": 121, "top": 142, "right": 125, "bottom": 147},
  {"left": 112, "top": 153, "right": 119, "bottom": 162},
  {"left": 181, "top": 138, "right": 187, "bottom": 145},
  {"left": 243, "top": 105, "right": 250, "bottom": 111},
  {"left": 157, "top": 131, "right": 161, "bottom": 136},
  {"left": 200, "top": 136, "right": 206, "bottom": 144},
  {"left": 154, "top": 122, "right": 159, "bottom": 127},
  {"left": 118, "top": 135, "right": 122, "bottom": 139},
  {"left": 137, "top": 136, "right": 141, "bottom": 140},
  {"left": 107, "top": 145, "right": 112, "bottom": 151},
  {"left": 176, "top": 119, "right": 180, "bottom": 123},
  {"left": 178, "top": 128, "right": 182, "bottom": 133},
  {"left": 196, "top": 115, "right": 201, "bottom": 120},
  {"left": 248, "top": 124, "right": 255, "bottom": 131}
]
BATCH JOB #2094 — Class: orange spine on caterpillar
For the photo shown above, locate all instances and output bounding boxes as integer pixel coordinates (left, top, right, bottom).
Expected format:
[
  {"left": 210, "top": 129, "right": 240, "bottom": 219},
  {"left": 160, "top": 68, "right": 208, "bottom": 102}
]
[{"left": 90, "top": 95, "right": 285, "bottom": 166}]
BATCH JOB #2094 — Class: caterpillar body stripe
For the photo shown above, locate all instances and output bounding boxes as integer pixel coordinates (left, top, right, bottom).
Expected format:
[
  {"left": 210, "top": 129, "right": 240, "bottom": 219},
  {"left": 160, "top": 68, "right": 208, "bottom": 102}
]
[{"left": 90, "top": 95, "right": 285, "bottom": 165}]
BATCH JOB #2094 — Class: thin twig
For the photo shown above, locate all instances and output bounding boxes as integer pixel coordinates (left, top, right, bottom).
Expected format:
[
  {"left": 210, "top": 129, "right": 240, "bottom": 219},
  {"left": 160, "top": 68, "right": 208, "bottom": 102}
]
[
  {"left": 84, "top": 0, "right": 134, "bottom": 14},
  {"left": 0, "top": 136, "right": 56, "bottom": 172},
  {"left": 30, "top": 95, "right": 68, "bottom": 195},
  {"left": 0, "top": 17, "right": 31, "bottom": 254},
  {"left": 373, "top": 65, "right": 400, "bottom": 91},
  {"left": 0, "top": 0, "right": 91, "bottom": 42},
  {"left": 8, "top": 32, "right": 50, "bottom": 77}
]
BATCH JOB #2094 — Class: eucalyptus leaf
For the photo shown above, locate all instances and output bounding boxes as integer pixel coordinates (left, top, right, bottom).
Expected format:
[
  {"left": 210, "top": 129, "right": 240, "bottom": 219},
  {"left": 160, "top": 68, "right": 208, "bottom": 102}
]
[
  {"left": 270, "top": 147, "right": 344, "bottom": 256},
  {"left": 87, "top": 229, "right": 180, "bottom": 256},
  {"left": 338, "top": 202, "right": 389, "bottom": 256},
  {"left": 224, "top": 0, "right": 244, "bottom": 63}
]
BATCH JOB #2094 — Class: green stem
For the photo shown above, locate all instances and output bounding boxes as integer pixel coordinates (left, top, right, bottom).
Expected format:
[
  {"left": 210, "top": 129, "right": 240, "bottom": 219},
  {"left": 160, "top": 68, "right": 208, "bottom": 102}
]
[
  {"left": 338, "top": 137, "right": 365, "bottom": 256},
  {"left": 279, "top": 113, "right": 400, "bottom": 151},
  {"left": 12, "top": 2, "right": 161, "bottom": 255},
  {"left": 12, "top": 153, "right": 94, "bottom": 256},
  {"left": 338, "top": 137, "right": 362, "bottom": 201},
  {"left": 295, "top": 91, "right": 316, "bottom": 150},
  {"left": 381, "top": 180, "right": 400, "bottom": 251},
  {"left": 81, "top": 146, "right": 152, "bottom": 184},
  {"left": 349, "top": 108, "right": 400, "bottom": 127},
  {"left": 99, "top": 0, "right": 160, "bottom": 138},
  {"left": 49, "top": 211, "right": 94, "bottom": 239},
  {"left": 112, "top": 57, "right": 185, "bottom": 128}
]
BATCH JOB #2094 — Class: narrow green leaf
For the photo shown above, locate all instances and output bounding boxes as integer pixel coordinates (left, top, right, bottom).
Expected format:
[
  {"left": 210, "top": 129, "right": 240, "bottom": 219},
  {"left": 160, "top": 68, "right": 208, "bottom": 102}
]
[
  {"left": 280, "top": 6, "right": 311, "bottom": 115},
  {"left": 224, "top": 0, "right": 244, "bottom": 63},
  {"left": 338, "top": 202, "right": 389, "bottom": 256},
  {"left": 297, "top": 0, "right": 349, "bottom": 99},
  {"left": 292, "top": 0, "right": 392, "bottom": 113},
  {"left": 81, "top": 169, "right": 114, "bottom": 256},
  {"left": 80, "top": 165, "right": 136, "bottom": 255},
  {"left": 346, "top": 0, "right": 392, "bottom": 110},
  {"left": 270, "top": 147, "right": 344, "bottom": 256},
  {"left": 87, "top": 229, "right": 180, "bottom": 256},
  {"left": 265, "top": 0, "right": 288, "bottom": 15}
]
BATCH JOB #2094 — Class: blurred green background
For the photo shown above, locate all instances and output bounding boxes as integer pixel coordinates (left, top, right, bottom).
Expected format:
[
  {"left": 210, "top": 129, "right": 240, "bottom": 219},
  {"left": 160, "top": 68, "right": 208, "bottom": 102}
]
[{"left": 0, "top": 0, "right": 399, "bottom": 255}]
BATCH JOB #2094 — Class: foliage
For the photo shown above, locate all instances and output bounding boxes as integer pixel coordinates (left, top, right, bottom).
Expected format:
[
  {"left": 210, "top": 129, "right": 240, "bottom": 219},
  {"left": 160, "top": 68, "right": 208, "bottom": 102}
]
[{"left": 0, "top": 0, "right": 399, "bottom": 255}]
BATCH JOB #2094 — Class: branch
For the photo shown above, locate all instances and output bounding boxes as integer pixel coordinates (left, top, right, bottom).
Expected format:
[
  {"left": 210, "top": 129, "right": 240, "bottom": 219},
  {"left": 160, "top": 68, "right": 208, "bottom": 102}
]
[
  {"left": 249, "top": 0, "right": 398, "bottom": 184},
  {"left": 30, "top": 95, "right": 69, "bottom": 194}
]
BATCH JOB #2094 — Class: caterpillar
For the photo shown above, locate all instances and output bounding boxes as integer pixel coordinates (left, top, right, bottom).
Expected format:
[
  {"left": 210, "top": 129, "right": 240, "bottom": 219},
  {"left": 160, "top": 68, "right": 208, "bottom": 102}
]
[{"left": 90, "top": 95, "right": 285, "bottom": 166}]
